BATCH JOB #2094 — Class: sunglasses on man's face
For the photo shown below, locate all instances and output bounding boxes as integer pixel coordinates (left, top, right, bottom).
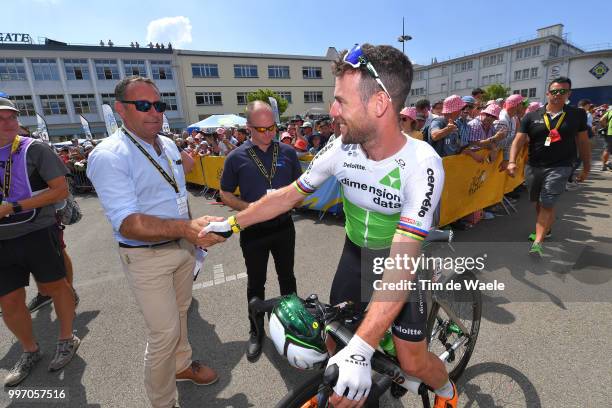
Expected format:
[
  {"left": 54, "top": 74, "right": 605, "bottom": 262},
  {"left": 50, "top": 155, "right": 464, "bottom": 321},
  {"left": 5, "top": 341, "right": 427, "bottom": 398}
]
[
  {"left": 343, "top": 44, "right": 392, "bottom": 101},
  {"left": 548, "top": 89, "right": 569, "bottom": 96},
  {"left": 250, "top": 124, "right": 277, "bottom": 133},
  {"left": 121, "top": 100, "right": 167, "bottom": 112}
]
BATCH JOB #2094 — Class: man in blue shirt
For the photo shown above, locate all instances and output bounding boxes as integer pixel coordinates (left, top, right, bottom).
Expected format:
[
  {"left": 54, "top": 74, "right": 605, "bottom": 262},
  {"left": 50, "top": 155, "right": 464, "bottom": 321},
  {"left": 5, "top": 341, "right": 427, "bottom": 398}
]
[
  {"left": 87, "top": 76, "right": 225, "bottom": 408},
  {"left": 220, "top": 101, "right": 302, "bottom": 362}
]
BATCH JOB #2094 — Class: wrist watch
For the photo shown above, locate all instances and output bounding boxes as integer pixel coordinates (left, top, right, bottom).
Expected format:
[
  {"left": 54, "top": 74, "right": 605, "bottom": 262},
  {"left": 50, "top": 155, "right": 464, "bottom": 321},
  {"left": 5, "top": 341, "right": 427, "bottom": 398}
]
[{"left": 10, "top": 202, "right": 22, "bottom": 214}]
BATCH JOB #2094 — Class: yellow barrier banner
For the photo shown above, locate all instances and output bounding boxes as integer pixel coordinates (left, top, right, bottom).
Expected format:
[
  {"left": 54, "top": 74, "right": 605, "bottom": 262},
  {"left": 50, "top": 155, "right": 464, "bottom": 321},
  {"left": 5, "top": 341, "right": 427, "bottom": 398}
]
[
  {"left": 202, "top": 156, "right": 226, "bottom": 191},
  {"left": 185, "top": 156, "right": 206, "bottom": 186},
  {"left": 439, "top": 151, "right": 506, "bottom": 226},
  {"left": 503, "top": 147, "right": 528, "bottom": 194}
]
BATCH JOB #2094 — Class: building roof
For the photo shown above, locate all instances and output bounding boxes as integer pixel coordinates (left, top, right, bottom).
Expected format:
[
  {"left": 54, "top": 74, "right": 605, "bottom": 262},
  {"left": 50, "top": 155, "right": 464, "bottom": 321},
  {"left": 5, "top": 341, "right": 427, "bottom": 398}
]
[
  {"left": 0, "top": 43, "right": 172, "bottom": 54},
  {"left": 176, "top": 49, "right": 333, "bottom": 61}
]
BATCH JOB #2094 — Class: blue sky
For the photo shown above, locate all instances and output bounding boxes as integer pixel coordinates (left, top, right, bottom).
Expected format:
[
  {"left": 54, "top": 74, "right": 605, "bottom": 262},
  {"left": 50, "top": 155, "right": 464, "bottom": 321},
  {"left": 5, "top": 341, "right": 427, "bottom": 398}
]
[{"left": 4, "top": 0, "right": 611, "bottom": 65}]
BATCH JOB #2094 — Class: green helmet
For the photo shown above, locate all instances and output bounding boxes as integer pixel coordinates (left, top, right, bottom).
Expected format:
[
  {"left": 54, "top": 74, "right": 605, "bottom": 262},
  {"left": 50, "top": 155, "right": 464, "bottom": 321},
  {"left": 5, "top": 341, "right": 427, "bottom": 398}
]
[{"left": 269, "top": 294, "right": 327, "bottom": 370}]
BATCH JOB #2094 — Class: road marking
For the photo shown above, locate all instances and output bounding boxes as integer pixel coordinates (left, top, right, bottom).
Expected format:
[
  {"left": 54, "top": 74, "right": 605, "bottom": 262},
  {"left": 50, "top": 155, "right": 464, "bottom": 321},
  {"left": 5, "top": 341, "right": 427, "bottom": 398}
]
[{"left": 192, "top": 264, "right": 247, "bottom": 292}]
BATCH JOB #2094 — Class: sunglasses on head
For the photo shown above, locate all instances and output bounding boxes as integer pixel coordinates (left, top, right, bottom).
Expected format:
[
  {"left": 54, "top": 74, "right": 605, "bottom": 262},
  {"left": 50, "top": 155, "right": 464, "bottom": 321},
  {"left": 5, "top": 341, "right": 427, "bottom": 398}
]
[
  {"left": 548, "top": 89, "right": 569, "bottom": 96},
  {"left": 121, "top": 100, "right": 167, "bottom": 112},
  {"left": 343, "top": 44, "right": 392, "bottom": 101},
  {"left": 250, "top": 124, "right": 277, "bottom": 133}
]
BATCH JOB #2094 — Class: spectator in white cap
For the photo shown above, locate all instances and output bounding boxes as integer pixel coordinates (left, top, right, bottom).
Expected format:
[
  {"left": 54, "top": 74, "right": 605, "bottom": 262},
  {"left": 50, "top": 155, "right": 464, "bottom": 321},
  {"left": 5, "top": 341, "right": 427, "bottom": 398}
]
[
  {"left": 428, "top": 95, "right": 467, "bottom": 157},
  {"left": 216, "top": 127, "right": 236, "bottom": 156}
]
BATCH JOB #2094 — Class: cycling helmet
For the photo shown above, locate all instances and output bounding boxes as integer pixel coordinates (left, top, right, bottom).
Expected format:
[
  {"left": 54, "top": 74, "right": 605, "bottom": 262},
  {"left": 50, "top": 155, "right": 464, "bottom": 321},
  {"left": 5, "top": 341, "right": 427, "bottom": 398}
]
[{"left": 269, "top": 294, "right": 328, "bottom": 370}]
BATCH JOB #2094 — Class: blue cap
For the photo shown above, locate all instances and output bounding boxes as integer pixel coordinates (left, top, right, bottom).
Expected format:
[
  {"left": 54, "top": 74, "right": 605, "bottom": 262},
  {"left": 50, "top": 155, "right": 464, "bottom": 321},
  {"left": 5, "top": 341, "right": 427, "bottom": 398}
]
[{"left": 461, "top": 96, "right": 476, "bottom": 104}]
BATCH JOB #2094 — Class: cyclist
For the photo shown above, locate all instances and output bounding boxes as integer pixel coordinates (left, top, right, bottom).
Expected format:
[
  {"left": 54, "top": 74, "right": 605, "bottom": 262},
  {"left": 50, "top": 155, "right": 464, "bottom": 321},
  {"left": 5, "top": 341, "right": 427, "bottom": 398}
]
[{"left": 204, "top": 44, "right": 456, "bottom": 408}]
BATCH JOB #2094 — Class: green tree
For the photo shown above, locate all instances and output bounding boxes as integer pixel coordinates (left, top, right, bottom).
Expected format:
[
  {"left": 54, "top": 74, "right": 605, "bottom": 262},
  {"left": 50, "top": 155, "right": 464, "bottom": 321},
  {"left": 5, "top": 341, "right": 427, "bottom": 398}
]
[
  {"left": 246, "top": 89, "right": 289, "bottom": 115},
  {"left": 483, "top": 84, "right": 510, "bottom": 102}
]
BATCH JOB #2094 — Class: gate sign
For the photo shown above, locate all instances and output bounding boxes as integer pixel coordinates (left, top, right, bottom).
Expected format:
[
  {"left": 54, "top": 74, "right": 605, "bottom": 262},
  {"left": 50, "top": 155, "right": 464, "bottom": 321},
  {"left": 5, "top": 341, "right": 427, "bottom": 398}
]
[
  {"left": 0, "top": 33, "right": 32, "bottom": 43},
  {"left": 589, "top": 61, "right": 609, "bottom": 80}
]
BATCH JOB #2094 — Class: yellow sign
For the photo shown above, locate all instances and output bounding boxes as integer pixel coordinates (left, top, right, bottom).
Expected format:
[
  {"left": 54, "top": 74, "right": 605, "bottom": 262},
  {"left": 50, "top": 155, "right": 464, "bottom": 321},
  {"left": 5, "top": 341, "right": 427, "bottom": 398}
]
[{"left": 185, "top": 156, "right": 207, "bottom": 186}]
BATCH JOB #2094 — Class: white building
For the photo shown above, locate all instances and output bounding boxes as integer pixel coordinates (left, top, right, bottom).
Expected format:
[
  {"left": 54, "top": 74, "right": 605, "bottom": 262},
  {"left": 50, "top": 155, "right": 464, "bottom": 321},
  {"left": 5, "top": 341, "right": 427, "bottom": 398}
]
[
  {"left": 0, "top": 39, "right": 185, "bottom": 140},
  {"left": 176, "top": 48, "right": 337, "bottom": 125},
  {"left": 407, "top": 24, "right": 611, "bottom": 106}
]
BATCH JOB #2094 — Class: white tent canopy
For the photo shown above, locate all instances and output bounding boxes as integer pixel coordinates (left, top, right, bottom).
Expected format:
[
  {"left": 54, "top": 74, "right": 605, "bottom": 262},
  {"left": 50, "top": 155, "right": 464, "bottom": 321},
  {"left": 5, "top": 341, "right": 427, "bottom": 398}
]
[{"left": 187, "top": 114, "right": 246, "bottom": 131}]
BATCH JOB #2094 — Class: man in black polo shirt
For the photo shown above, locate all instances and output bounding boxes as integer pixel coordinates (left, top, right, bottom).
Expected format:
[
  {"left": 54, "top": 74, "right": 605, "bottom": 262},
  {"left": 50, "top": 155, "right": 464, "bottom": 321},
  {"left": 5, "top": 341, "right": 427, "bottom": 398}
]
[
  {"left": 508, "top": 77, "right": 590, "bottom": 256},
  {"left": 220, "top": 101, "right": 301, "bottom": 361}
]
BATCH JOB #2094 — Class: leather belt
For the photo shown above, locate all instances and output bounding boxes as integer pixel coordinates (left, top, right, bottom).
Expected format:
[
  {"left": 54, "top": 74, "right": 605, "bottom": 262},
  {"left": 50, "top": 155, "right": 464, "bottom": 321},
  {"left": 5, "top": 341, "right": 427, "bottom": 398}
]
[{"left": 118, "top": 239, "right": 179, "bottom": 249}]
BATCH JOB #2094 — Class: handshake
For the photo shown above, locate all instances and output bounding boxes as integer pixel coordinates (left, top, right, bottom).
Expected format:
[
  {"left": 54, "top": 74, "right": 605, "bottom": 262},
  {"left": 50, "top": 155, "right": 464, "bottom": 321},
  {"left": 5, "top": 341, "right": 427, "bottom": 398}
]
[{"left": 185, "top": 216, "right": 237, "bottom": 248}]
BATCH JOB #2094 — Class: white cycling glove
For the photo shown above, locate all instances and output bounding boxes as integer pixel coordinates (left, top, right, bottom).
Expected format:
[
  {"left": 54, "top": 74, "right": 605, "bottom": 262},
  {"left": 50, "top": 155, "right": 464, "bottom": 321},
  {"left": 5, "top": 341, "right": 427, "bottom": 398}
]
[
  {"left": 200, "top": 219, "right": 231, "bottom": 236},
  {"left": 326, "top": 334, "right": 374, "bottom": 401}
]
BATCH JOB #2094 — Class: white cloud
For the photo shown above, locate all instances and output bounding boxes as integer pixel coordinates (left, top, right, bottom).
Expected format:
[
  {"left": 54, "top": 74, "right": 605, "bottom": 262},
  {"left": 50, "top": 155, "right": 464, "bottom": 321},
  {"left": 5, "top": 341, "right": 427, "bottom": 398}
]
[{"left": 146, "top": 16, "right": 192, "bottom": 48}]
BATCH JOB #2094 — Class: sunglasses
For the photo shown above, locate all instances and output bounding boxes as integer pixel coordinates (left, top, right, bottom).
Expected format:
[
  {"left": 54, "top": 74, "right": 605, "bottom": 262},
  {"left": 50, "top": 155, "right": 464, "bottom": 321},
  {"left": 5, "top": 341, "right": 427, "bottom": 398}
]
[
  {"left": 120, "top": 100, "right": 167, "bottom": 112},
  {"left": 548, "top": 89, "right": 569, "bottom": 96},
  {"left": 250, "top": 124, "right": 277, "bottom": 133},
  {"left": 343, "top": 44, "right": 392, "bottom": 101}
]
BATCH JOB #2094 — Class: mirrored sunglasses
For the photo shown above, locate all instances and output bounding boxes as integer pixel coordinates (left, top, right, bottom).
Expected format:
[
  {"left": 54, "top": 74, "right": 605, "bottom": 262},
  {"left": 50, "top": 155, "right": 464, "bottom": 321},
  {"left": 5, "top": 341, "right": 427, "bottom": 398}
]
[{"left": 343, "top": 44, "right": 392, "bottom": 101}]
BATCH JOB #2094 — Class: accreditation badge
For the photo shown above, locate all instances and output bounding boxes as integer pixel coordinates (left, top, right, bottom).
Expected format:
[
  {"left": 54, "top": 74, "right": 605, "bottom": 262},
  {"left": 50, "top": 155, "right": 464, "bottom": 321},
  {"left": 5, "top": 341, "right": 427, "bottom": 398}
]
[{"left": 176, "top": 194, "right": 188, "bottom": 216}]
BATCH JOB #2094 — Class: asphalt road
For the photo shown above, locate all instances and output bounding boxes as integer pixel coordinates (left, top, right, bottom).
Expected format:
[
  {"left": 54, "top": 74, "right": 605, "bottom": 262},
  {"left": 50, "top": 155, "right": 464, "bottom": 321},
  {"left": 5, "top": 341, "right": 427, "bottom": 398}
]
[{"left": 1, "top": 163, "right": 611, "bottom": 408}]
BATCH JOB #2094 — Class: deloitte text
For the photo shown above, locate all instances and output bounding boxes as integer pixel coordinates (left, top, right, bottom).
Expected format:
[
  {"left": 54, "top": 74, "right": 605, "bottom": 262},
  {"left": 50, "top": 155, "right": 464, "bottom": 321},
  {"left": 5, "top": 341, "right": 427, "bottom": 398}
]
[{"left": 339, "top": 177, "right": 401, "bottom": 209}]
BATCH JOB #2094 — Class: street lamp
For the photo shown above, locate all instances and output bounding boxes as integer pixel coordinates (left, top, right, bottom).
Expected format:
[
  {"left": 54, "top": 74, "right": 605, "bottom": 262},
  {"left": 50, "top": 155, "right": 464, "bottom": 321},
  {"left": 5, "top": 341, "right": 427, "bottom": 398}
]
[{"left": 398, "top": 17, "right": 412, "bottom": 54}]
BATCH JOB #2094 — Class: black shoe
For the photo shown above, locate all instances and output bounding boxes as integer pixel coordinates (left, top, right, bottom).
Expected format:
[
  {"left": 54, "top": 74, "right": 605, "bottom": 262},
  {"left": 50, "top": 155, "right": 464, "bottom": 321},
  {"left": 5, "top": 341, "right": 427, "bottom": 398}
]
[
  {"left": 246, "top": 332, "right": 263, "bottom": 362},
  {"left": 27, "top": 293, "right": 53, "bottom": 313}
]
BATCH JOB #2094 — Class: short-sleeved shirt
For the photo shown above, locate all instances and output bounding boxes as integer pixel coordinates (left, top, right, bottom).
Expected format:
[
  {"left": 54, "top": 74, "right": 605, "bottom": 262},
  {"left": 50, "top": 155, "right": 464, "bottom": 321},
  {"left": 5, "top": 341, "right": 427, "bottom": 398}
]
[
  {"left": 221, "top": 140, "right": 302, "bottom": 203},
  {"left": 520, "top": 105, "right": 588, "bottom": 168},
  {"left": 602, "top": 111, "right": 612, "bottom": 136},
  {"left": 466, "top": 117, "right": 495, "bottom": 142},
  {"left": 0, "top": 141, "right": 68, "bottom": 240},
  {"left": 87, "top": 127, "right": 188, "bottom": 246},
  {"left": 294, "top": 137, "right": 444, "bottom": 249},
  {"left": 430, "top": 117, "right": 464, "bottom": 157}
]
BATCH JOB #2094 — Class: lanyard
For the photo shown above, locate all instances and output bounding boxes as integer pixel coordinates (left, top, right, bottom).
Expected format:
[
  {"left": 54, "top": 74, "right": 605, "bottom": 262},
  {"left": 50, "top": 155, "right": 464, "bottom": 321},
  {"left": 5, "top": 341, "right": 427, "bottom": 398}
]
[
  {"left": 1, "top": 136, "right": 21, "bottom": 201},
  {"left": 543, "top": 111, "right": 566, "bottom": 132},
  {"left": 122, "top": 128, "right": 179, "bottom": 194},
  {"left": 247, "top": 143, "right": 279, "bottom": 188}
]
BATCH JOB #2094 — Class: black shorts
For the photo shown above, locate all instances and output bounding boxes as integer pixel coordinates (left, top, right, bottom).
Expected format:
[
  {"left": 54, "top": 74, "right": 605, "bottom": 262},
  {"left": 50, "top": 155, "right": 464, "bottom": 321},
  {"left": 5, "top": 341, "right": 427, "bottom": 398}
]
[
  {"left": 330, "top": 236, "right": 427, "bottom": 342},
  {"left": 0, "top": 225, "right": 66, "bottom": 297}
]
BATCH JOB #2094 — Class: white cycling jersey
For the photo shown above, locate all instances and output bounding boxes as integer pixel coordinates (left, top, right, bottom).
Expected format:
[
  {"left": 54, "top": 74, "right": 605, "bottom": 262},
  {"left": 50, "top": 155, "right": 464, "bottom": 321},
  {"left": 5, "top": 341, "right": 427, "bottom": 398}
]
[{"left": 293, "top": 135, "right": 445, "bottom": 249}]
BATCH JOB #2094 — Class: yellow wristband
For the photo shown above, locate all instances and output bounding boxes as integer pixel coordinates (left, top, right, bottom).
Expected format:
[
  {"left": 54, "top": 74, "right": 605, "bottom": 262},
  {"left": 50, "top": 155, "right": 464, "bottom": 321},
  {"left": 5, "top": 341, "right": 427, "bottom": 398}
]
[{"left": 228, "top": 215, "right": 242, "bottom": 233}]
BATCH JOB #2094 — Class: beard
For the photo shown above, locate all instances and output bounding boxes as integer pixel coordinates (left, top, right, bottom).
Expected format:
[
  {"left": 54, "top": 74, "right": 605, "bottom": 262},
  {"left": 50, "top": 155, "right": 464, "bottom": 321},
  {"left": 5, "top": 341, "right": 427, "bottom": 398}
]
[{"left": 340, "top": 118, "right": 374, "bottom": 145}]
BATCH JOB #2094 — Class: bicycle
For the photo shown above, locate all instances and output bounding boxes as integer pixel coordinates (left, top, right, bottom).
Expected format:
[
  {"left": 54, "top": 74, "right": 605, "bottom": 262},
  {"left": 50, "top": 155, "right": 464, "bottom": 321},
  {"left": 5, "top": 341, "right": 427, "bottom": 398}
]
[{"left": 248, "top": 230, "right": 482, "bottom": 408}]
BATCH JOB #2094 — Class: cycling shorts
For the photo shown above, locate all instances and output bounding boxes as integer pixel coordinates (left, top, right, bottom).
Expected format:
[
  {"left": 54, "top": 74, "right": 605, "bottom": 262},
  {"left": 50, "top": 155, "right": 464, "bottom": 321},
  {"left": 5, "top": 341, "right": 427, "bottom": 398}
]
[{"left": 329, "top": 236, "right": 427, "bottom": 342}]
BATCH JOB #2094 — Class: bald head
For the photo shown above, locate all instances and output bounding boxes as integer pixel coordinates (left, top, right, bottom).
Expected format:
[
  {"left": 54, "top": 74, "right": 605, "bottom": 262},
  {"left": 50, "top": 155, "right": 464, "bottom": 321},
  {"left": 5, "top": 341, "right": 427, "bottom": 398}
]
[{"left": 245, "top": 101, "right": 274, "bottom": 124}]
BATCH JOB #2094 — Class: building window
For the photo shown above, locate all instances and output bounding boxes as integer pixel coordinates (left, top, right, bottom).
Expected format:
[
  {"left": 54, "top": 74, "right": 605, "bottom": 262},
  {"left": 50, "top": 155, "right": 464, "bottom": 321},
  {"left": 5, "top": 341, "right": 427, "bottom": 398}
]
[
  {"left": 160, "top": 92, "right": 177, "bottom": 110},
  {"left": 192, "top": 63, "right": 219, "bottom": 78},
  {"left": 529, "top": 88, "right": 536, "bottom": 98},
  {"left": 454, "top": 80, "right": 461, "bottom": 90},
  {"left": 236, "top": 92, "right": 249, "bottom": 105},
  {"left": 454, "top": 61, "right": 473, "bottom": 73},
  {"left": 40, "top": 94, "right": 67, "bottom": 115},
  {"left": 496, "top": 73, "right": 503, "bottom": 83},
  {"left": 151, "top": 60, "right": 173, "bottom": 80},
  {"left": 522, "top": 69, "right": 530, "bottom": 80},
  {"left": 441, "top": 67, "right": 448, "bottom": 76},
  {"left": 516, "top": 49, "right": 523, "bottom": 60},
  {"left": 64, "top": 59, "right": 90, "bottom": 80},
  {"left": 513, "top": 90, "right": 520, "bottom": 95},
  {"left": 72, "top": 94, "right": 97, "bottom": 114},
  {"left": 195, "top": 92, "right": 222, "bottom": 105},
  {"left": 100, "top": 93, "right": 115, "bottom": 106},
  {"left": 441, "top": 83, "right": 447, "bottom": 93},
  {"left": 414, "top": 71, "right": 425, "bottom": 80},
  {"left": 9, "top": 95, "right": 35, "bottom": 116},
  {"left": 302, "top": 66, "right": 322, "bottom": 79},
  {"left": 123, "top": 60, "right": 147, "bottom": 77},
  {"left": 0, "top": 58, "right": 26, "bottom": 81},
  {"left": 466, "top": 78, "right": 473, "bottom": 88},
  {"left": 550, "top": 44, "right": 559, "bottom": 57},
  {"left": 410, "top": 88, "right": 426, "bottom": 96},
  {"left": 524, "top": 47, "right": 532, "bottom": 58},
  {"left": 533, "top": 45, "right": 540, "bottom": 56},
  {"left": 276, "top": 91, "right": 292, "bottom": 104},
  {"left": 31, "top": 58, "right": 59, "bottom": 80},
  {"left": 95, "top": 59, "right": 120, "bottom": 80},
  {"left": 482, "top": 76, "right": 489, "bottom": 86},
  {"left": 234, "top": 64, "right": 258, "bottom": 78},
  {"left": 531, "top": 67, "right": 538, "bottom": 79},
  {"left": 304, "top": 91, "right": 323, "bottom": 103},
  {"left": 268, "top": 65, "right": 290, "bottom": 79},
  {"left": 520, "top": 89, "right": 528, "bottom": 97}
]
